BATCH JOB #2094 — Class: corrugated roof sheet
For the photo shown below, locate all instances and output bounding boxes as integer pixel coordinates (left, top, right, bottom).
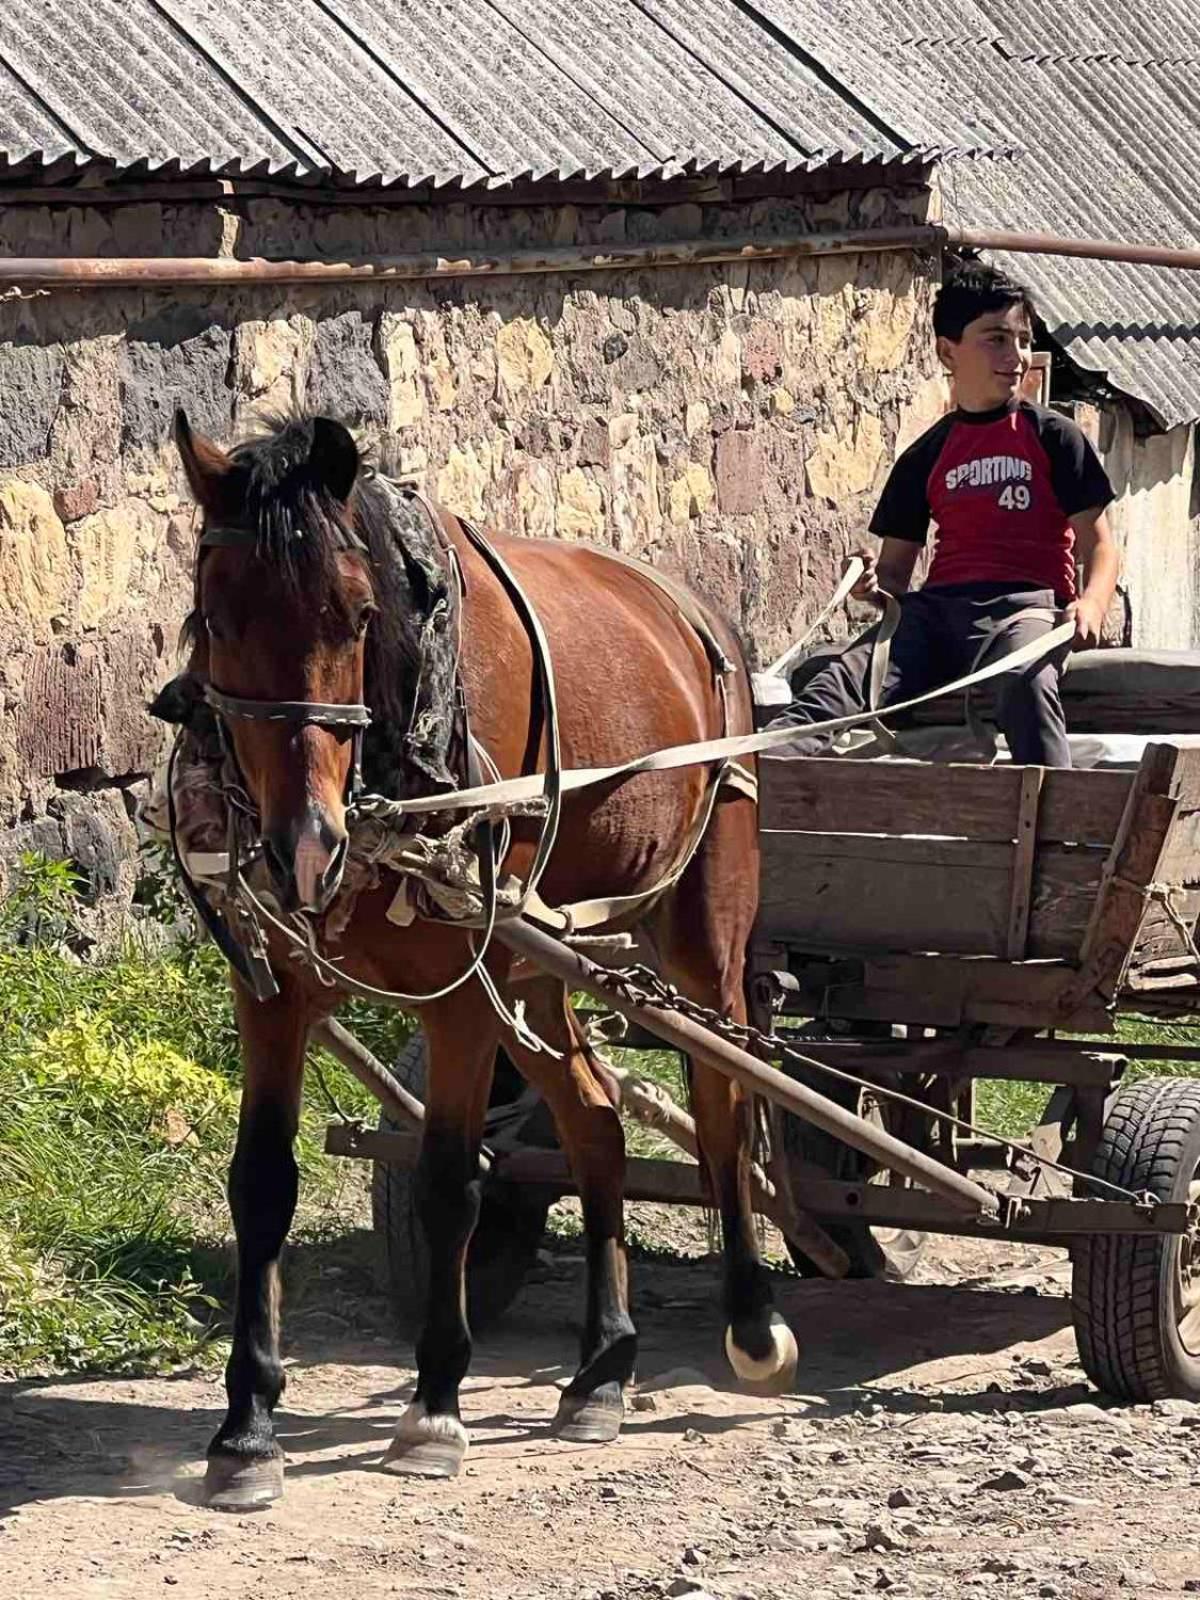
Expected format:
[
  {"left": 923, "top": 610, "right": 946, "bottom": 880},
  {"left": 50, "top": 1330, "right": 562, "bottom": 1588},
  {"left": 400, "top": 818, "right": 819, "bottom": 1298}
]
[
  {"left": 750, "top": 2, "right": 1200, "bottom": 425},
  {"left": 0, "top": 0, "right": 1003, "bottom": 187}
]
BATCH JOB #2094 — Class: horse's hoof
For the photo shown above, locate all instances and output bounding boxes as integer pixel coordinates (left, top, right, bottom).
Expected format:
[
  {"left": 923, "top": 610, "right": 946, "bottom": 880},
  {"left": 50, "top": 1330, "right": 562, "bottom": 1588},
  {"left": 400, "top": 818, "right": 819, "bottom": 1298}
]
[
  {"left": 725, "top": 1310, "right": 799, "bottom": 1393},
  {"left": 382, "top": 1401, "right": 468, "bottom": 1479},
  {"left": 552, "top": 1388, "right": 624, "bottom": 1444},
  {"left": 204, "top": 1452, "right": 284, "bottom": 1511}
]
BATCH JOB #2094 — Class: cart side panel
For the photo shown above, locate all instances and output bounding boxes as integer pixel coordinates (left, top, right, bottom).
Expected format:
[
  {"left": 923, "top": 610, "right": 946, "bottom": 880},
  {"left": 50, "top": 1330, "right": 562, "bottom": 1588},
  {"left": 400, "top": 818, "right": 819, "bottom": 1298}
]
[
  {"left": 758, "top": 829, "right": 1105, "bottom": 958},
  {"left": 757, "top": 758, "right": 1123, "bottom": 961}
]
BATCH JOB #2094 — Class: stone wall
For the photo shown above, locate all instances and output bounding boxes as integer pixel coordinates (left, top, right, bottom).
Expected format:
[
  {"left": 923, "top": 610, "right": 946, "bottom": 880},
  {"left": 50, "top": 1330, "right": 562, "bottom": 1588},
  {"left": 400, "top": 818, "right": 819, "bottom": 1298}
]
[{"left": 0, "top": 181, "right": 941, "bottom": 911}]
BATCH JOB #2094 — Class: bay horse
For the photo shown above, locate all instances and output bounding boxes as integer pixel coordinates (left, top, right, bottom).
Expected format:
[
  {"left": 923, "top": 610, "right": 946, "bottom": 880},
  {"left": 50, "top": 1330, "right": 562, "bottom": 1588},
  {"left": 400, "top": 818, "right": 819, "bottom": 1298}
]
[{"left": 167, "top": 410, "right": 796, "bottom": 1509}]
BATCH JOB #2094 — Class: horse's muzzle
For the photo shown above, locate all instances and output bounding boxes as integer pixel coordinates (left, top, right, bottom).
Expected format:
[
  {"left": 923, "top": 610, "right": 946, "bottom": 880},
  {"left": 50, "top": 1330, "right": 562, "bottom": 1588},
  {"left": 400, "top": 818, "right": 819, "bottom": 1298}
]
[{"left": 264, "top": 806, "right": 349, "bottom": 915}]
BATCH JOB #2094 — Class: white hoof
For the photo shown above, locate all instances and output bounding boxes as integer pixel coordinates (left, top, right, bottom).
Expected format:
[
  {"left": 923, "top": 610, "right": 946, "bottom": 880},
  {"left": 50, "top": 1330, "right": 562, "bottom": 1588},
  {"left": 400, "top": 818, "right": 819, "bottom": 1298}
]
[
  {"left": 382, "top": 1400, "right": 469, "bottom": 1478},
  {"left": 725, "top": 1311, "right": 799, "bottom": 1387}
]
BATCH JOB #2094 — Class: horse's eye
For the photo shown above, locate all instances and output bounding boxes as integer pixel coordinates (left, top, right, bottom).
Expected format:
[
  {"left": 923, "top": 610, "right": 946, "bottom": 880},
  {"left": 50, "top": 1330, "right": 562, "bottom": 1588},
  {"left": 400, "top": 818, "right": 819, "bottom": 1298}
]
[
  {"left": 203, "top": 613, "right": 225, "bottom": 641},
  {"left": 356, "top": 604, "right": 376, "bottom": 637}
]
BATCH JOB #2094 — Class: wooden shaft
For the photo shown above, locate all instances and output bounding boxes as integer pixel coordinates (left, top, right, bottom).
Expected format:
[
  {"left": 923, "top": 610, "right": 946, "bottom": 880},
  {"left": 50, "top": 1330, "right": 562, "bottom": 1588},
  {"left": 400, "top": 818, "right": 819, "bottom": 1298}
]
[
  {"left": 499, "top": 919, "right": 999, "bottom": 1216},
  {"left": 311, "top": 1018, "right": 425, "bottom": 1128}
]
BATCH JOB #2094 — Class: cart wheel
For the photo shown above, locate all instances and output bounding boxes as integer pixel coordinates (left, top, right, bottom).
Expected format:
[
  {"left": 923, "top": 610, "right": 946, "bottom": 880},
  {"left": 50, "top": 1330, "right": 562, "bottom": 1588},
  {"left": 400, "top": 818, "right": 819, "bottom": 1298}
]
[
  {"left": 371, "top": 1031, "right": 552, "bottom": 1339},
  {"left": 1073, "top": 1077, "right": 1200, "bottom": 1402},
  {"left": 780, "top": 1078, "right": 929, "bottom": 1282}
]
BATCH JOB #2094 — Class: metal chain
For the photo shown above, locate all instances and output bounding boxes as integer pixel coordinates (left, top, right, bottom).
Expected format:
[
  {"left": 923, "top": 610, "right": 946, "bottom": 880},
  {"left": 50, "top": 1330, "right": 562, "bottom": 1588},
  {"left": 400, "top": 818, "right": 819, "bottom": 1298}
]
[{"left": 590, "top": 961, "right": 1149, "bottom": 1205}]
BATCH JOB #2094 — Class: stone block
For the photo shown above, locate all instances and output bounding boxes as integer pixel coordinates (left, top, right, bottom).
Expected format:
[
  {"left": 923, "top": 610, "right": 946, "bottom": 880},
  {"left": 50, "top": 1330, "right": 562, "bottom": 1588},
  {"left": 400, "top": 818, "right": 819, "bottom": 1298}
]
[
  {"left": 507, "top": 456, "right": 555, "bottom": 540},
  {"left": 53, "top": 480, "right": 100, "bottom": 523},
  {"left": 556, "top": 467, "right": 605, "bottom": 540},
  {"left": 715, "top": 431, "right": 764, "bottom": 516},
  {"left": 379, "top": 313, "right": 424, "bottom": 429},
  {"left": 232, "top": 315, "right": 312, "bottom": 422},
  {"left": 0, "top": 481, "right": 71, "bottom": 640},
  {"left": 304, "top": 309, "right": 388, "bottom": 424},
  {"left": 73, "top": 497, "right": 161, "bottom": 628},
  {"left": 668, "top": 463, "right": 716, "bottom": 525},
  {"left": 121, "top": 308, "right": 232, "bottom": 450},
  {"left": 806, "top": 413, "right": 886, "bottom": 503},
  {"left": 685, "top": 400, "right": 710, "bottom": 438},
  {"left": 496, "top": 317, "right": 554, "bottom": 395},
  {"left": 610, "top": 432, "right": 660, "bottom": 551},
  {"left": 436, "top": 444, "right": 491, "bottom": 522},
  {"left": 0, "top": 339, "right": 65, "bottom": 467},
  {"left": 742, "top": 320, "right": 783, "bottom": 383}
]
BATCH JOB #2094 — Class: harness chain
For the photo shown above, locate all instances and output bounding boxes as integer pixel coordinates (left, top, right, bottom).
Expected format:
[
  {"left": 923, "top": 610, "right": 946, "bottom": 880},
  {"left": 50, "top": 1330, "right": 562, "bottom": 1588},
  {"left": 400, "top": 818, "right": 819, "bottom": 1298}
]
[{"left": 584, "top": 959, "right": 1154, "bottom": 1208}]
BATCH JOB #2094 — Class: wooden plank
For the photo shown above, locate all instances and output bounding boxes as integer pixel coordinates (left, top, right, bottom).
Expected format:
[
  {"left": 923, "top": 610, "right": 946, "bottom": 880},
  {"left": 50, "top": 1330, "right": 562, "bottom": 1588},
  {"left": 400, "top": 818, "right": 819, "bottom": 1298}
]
[
  {"left": 759, "top": 756, "right": 1132, "bottom": 844},
  {"left": 777, "top": 952, "right": 1113, "bottom": 1032},
  {"left": 1057, "top": 745, "right": 1184, "bottom": 1017},
  {"left": 1154, "top": 806, "right": 1200, "bottom": 885},
  {"left": 778, "top": 1037, "right": 1123, "bottom": 1085},
  {"left": 1006, "top": 767, "right": 1044, "bottom": 958},
  {"left": 758, "top": 831, "right": 1105, "bottom": 960},
  {"left": 1165, "top": 747, "right": 1200, "bottom": 810}
]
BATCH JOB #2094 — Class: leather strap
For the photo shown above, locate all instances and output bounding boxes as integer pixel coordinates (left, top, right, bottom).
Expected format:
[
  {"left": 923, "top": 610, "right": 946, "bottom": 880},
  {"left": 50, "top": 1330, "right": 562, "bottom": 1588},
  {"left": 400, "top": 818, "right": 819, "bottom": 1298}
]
[{"left": 204, "top": 684, "right": 371, "bottom": 728}]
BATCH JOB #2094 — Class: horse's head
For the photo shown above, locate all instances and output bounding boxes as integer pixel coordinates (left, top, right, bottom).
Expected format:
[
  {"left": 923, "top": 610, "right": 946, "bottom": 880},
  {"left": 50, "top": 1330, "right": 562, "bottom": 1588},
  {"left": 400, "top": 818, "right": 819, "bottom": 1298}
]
[{"left": 175, "top": 410, "right": 376, "bottom": 915}]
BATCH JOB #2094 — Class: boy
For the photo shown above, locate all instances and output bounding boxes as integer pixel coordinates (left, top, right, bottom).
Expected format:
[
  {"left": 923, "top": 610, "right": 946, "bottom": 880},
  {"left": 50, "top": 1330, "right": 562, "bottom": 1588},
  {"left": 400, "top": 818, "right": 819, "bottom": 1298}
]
[{"left": 773, "top": 263, "right": 1120, "bottom": 767}]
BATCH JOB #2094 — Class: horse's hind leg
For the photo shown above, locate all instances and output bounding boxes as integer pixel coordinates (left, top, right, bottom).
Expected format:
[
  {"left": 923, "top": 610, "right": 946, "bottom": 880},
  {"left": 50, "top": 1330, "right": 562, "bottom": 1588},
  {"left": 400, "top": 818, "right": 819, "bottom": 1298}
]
[
  {"left": 384, "top": 991, "right": 501, "bottom": 1479},
  {"left": 205, "top": 977, "right": 313, "bottom": 1510},
  {"left": 502, "top": 980, "right": 636, "bottom": 1441},
  {"left": 654, "top": 793, "right": 799, "bottom": 1391}
]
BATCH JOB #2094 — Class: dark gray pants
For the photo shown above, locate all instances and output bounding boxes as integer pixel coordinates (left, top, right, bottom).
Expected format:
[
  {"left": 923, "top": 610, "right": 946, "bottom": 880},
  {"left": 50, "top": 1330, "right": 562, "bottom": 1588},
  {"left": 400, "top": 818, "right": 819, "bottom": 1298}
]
[{"left": 771, "top": 582, "right": 1072, "bottom": 768}]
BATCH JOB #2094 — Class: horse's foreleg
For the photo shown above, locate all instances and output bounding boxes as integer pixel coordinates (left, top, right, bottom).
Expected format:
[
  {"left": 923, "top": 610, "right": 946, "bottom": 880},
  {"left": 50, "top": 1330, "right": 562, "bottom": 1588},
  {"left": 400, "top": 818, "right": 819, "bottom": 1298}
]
[
  {"left": 205, "top": 979, "right": 313, "bottom": 1510},
  {"left": 383, "top": 994, "right": 499, "bottom": 1480},
  {"left": 504, "top": 983, "right": 636, "bottom": 1443}
]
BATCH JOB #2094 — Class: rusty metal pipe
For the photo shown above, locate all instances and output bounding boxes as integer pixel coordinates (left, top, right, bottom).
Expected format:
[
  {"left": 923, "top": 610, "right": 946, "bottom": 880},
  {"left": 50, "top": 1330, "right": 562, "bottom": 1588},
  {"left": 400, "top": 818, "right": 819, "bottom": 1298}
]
[
  {"left": 497, "top": 919, "right": 999, "bottom": 1216},
  {"left": 3, "top": 222, "right": 1200, "bottom": 293},
  {"left": 0, "top": 227, "right": 940, "bottom": 288},
  {"left": 940, "top": 224, "right": 1200, "bottom": 272}
]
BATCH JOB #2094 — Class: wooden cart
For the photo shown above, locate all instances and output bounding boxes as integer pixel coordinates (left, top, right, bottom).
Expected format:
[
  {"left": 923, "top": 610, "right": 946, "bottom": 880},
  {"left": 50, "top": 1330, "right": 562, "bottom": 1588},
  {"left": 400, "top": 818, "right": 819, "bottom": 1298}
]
[{"left": 330, "top": 742, "right": 1200, "bottom": 1402}]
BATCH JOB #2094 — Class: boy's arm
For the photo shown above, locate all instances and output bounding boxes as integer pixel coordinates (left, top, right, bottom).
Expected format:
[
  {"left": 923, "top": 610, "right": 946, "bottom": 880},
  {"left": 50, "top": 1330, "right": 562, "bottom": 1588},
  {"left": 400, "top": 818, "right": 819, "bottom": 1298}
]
[{"left": 1068, "top": 508, "right": 1120, "bottom": 649}]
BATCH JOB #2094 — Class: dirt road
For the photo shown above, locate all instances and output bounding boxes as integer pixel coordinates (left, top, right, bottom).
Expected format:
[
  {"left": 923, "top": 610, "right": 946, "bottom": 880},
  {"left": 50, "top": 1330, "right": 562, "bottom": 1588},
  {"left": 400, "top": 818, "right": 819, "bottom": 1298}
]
[{"left": 4, "top": 1220, "right": 1200, "bottom": 1600}]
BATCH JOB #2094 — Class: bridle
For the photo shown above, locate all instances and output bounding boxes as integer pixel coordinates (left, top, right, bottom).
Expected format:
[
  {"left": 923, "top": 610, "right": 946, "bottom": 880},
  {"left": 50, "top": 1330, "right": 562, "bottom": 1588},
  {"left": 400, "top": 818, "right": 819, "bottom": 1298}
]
[{"left": 198, "top": 521, "right": 373, "bottom": 809}]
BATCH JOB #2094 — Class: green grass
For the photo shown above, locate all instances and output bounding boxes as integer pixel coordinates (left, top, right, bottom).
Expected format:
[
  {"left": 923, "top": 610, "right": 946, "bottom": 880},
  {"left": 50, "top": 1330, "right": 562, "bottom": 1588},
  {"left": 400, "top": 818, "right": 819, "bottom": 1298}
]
[{"left": 0, "top": 853, "right": 410, "bottom": 1379}]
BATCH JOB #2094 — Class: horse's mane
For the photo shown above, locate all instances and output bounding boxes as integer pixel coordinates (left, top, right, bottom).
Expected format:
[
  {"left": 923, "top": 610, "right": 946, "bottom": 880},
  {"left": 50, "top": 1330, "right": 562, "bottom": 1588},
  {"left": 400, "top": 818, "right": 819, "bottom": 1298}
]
[{"left": 187, "top": 413, "right": 462, "bottom": 799}]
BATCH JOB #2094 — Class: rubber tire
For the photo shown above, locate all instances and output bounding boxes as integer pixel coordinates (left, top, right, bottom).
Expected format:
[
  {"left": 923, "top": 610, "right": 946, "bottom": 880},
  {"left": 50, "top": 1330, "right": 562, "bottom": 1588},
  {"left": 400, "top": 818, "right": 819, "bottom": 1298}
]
[
  {"left": 779, "top": 1067, "right": 929, "bottom": 1282},
  {"left": 370, "top": 1032, "right": 551, "bottom": 1339},
  {"left": 1073, "top": 1076, "right": 1200, "bottom": 1402}
]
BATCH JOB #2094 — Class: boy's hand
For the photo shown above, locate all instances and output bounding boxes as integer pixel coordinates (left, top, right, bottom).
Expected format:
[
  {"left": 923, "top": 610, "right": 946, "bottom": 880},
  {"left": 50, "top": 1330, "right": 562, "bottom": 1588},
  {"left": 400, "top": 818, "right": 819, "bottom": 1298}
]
[
  {"left": 845, "top": 549, "right": 880, "bottom": 602},
  {"left": 1067, "top": 594, "right": 1106, "bottom": 650}
]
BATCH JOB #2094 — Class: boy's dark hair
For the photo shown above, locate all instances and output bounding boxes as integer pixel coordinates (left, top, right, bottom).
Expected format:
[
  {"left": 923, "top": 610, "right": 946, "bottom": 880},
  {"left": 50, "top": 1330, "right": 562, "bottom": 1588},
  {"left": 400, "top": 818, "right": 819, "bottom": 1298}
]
[{"left": 934, "top": 262, "right": 1037, "bottom": 341}]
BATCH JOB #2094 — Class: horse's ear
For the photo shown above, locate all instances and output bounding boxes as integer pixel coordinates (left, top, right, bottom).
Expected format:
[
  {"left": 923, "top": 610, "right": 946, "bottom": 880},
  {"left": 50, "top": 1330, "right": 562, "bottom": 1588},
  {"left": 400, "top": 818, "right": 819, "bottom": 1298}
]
[
  {"left": 174, "top": 409, "right": 235, "bottom": 513},
  {"left": 309, "top": 417, "right": 359, "bottom": 504}
]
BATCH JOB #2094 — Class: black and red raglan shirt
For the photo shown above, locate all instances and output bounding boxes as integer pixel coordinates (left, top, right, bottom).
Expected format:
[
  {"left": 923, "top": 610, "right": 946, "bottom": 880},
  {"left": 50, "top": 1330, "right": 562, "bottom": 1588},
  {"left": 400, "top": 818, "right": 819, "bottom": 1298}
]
[{"left": 869, "top": 400, "right": 1114, "bottom": 602}]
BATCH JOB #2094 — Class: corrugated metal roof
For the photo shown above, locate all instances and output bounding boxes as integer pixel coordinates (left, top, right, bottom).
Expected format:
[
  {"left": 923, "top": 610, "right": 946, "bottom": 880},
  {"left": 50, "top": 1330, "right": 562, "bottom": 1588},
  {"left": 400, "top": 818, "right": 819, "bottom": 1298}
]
[
  {"left": 0, "top": 0, "right": 298, "bottom": 176},
  {"left": 750, "top": 2, "right": 1200, "bottom": 425},
  {"left": 0, "top": 0, "right": 1006, "bottom": 187}
]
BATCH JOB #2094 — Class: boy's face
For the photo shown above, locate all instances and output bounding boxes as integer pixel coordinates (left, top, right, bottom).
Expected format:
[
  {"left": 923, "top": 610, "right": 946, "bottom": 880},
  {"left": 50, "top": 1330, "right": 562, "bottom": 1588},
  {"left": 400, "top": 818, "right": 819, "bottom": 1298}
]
[{"left": 937, "top": 303, "right": 1033, "bottom": 410}]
